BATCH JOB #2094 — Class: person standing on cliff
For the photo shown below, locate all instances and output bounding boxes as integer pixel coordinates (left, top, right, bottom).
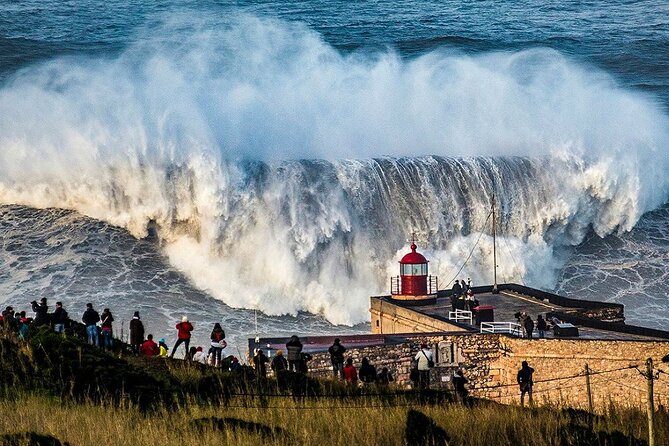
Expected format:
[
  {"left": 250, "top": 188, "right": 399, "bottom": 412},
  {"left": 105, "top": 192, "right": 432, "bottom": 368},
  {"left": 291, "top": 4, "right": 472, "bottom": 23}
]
[
  {"left": 82, "top": 303, "right": 100, "bottom": 346},
  {"left": 129, "top": 311, "right": 144, "bottom": 355},
  {"left": 517, "top": 361, "right": 535, "bottom": 406},
  {"left": 523, "top": 313, "right": 534, "bottom": 340},
  {"left": 170, "top": 315, "right": 194, "bottom": 359},
  {"left": 286, "top": 335, "right": 303, "bottom": 372},
  {"left": 328, "top": 338, "right": 347, "bottom": 379},
  {"left": 52, "top": 301, "right": 68, "bottom": 334}
]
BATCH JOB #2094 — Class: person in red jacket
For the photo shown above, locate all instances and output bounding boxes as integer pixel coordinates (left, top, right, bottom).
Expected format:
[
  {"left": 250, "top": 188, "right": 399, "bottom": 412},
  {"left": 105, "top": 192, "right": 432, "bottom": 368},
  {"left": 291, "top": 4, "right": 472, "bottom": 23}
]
[
  {"left": 170, "top": 315, "right": 194, "bottom": 359},
  {"left": 343, "top": 357, "right": 358, "bottom": 385},
  {"left": 140, "top": 334, "right": 159, "bottom": 357}
]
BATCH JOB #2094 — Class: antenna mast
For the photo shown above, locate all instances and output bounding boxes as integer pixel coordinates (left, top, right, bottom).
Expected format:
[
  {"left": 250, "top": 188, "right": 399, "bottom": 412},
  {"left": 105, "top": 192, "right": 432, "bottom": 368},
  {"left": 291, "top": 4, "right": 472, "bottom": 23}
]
[{"left": 492, "top": 194, "right": 499, "bottom": 294}]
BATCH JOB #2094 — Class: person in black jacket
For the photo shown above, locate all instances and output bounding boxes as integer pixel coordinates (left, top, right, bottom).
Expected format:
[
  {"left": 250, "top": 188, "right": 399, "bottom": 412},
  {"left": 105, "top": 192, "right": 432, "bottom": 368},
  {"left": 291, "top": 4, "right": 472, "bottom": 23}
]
[
  {"left": 328, "top": 338, "right": 346, "bottom": 379},
  {"left": 359, "top": 357, "right": 377, "bottom": 385},
  {"left": 82, "top": 303, "right": 100, "bottom": 346},
  {"left": 31, "top": 298, "right": 49, "bottom": 327},
  {"left": 452, "top": 369, "right": 469, "bottom": 403},
  {"left": 536, "top": 315, "right": 547, "bottom": 338},
  {"left": 523, "top": 314, "right": 535, "bottom": 340},
  {"left": 271, "top": 350, "right": 288, "bottom": 375},
  {"left": 517, "top": 361, "right": 535, "bottom": 406},
  {"left": 129, "top": 311, "right": 144, "bottom": 355},
  {"left": 253, "top": 349, "right": 270, "bottom": 379},
  {"left": 52, "top": 302, "right": 68, "bottom": 334},
  {"left": 285, "top": 335, "right": 303, "bottom": 372}
]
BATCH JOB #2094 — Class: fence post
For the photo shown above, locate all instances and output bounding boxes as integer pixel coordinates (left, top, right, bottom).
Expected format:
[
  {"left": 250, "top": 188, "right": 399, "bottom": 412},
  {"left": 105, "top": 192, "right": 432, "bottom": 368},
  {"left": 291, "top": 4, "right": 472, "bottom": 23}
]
[
  {"left": 585, "top": 363, "right": 593, "bottom": 413},
  {"left": 647, "top": 358, "right": 655, "bottom": 446}
]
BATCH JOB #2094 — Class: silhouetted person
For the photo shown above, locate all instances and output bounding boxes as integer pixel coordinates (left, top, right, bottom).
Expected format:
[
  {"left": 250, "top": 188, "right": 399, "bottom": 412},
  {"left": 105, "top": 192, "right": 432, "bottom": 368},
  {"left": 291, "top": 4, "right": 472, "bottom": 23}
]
[
  {"left": 377, "top": 367, "right": 394, "bottom": 386},
  {"left": 328, "top": 338, "right": 346, "bottom": 379},
  {"left": 271, "top": 350, "right": 288, "bottom": 374},
  {"left": 31, "top": 298, "right": 49, "bottom": 327},
  {"left": 129, "top": 311, "right": 144, "bottom": 355},
  {"left": 359, "top": 357, "right": 377, "bottom": 385},
  {"left": 170, "top": 315, "right": 194, "bottom": 359},
  {"left": 82, "top": 303, "right": 100, "bottom": 346},
  {"left": 536, "top": 315, "right": 547, "bottom": 338},
  {"left": 286, "top": 335, "right": 303, "bottom": 372},
  {"left": 452, "top": 369, "right": 468, "bottom": 403},
  {"left": 517, "top": 361, "right": 535, "bottom": 406},
  {"left": 451, "top": 280, "right": 462, "bottom": 298},
  {"left": 523, "top": 314, "right": 534, "bottom": 340},
  {"left": 100, "top": 308, "right": 114, "bottom": 349},
  {"left": 51, "top": 302, "right": 68, "bottom": 334},
  {"left": 253, "top": 349, "right": 270, "bottom": 379}
]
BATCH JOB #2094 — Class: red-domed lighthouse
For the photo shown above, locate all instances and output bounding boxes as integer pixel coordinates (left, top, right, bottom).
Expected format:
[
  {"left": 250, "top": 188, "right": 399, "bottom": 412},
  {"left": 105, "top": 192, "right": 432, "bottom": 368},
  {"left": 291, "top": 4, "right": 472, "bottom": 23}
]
[{"left": 390, "top": 242, "right": 438, "bottom": 305}]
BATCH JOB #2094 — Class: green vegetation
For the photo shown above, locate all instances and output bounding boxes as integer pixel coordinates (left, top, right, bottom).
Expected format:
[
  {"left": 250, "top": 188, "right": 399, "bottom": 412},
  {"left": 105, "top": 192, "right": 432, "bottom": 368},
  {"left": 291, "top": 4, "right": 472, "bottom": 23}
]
[{"left": 1, "top": 327, "right": 667, "bottom": 446}]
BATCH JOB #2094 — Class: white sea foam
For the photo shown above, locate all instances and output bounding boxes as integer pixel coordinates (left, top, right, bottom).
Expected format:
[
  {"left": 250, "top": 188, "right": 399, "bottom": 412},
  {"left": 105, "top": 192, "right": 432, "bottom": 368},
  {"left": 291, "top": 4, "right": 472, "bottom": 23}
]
[{"left": 0, "top": 15, "right": 668, "bottom": 324}]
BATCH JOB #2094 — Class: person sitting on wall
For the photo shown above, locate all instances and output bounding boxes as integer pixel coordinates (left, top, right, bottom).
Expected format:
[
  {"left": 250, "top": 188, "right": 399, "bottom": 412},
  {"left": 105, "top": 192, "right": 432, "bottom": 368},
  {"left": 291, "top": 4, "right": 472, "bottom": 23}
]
[{"left": 517, "top": 361, "right": 535, "bottom": 407}]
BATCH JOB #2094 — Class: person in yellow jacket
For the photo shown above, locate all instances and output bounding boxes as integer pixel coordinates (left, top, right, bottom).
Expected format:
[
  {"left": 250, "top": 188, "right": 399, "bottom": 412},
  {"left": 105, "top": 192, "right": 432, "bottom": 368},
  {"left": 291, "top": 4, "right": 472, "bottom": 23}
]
[{"left": 158, "top": 338, "right": 169, "bottom": 357}]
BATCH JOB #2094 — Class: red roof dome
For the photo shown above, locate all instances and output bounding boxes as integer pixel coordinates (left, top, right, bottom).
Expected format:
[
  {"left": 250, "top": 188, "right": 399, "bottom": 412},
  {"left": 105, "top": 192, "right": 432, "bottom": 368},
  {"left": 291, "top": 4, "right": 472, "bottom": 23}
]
[{"left": 400, "top": 243, "right": 428, "bottom": 264}]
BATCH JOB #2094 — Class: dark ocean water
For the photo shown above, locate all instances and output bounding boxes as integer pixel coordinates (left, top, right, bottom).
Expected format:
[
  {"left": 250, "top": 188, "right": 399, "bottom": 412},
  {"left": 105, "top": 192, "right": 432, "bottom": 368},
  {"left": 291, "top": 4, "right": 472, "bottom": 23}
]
[{"left": 1, "top": 0, "right": 668, "bottom": 353}]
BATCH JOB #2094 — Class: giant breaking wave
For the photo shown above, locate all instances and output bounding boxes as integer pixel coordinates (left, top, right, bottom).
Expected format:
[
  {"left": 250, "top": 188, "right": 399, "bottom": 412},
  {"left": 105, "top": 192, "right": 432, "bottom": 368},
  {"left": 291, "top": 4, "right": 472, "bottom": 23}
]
[{"left": 1, "top": 15, "right": 668, "bottom": 325}]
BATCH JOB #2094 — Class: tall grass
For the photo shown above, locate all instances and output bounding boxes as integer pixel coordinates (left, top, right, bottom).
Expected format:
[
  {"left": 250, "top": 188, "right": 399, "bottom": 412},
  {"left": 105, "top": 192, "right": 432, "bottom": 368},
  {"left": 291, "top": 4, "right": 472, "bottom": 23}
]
[{"left": 1, "top": 392, "right": 666, "bottom": 446}]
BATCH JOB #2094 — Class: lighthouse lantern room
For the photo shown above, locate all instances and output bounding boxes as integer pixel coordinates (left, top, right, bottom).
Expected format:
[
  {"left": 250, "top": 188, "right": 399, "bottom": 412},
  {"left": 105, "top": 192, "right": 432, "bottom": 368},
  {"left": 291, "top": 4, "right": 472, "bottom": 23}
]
[{"left": 391, "top": 242, "right": 438, "bottom": 305}]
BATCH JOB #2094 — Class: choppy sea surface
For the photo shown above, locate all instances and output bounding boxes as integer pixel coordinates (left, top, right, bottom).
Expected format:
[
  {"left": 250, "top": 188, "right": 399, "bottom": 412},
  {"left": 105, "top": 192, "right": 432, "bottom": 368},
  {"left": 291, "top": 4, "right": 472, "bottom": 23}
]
[{"left": 1, "top": 0, "right": 668, "bottom": 354}]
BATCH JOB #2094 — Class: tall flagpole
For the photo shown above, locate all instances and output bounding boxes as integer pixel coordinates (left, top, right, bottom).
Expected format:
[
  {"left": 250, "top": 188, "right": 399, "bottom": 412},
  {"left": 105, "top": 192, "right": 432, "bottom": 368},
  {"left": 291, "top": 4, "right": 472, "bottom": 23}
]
[{"left": 492, "top": 193, "right": 499, "bottom": 294}]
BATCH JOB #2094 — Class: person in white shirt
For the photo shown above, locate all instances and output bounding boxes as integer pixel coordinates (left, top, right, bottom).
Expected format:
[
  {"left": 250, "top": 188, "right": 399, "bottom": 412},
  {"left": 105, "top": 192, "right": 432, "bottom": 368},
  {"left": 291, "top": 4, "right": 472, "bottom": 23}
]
[
  {"left": 414, "top": 344, "right": 433, "bottom": 389},
  {"left": 192, "top": 346, "right": 207, "bottom": 364}
]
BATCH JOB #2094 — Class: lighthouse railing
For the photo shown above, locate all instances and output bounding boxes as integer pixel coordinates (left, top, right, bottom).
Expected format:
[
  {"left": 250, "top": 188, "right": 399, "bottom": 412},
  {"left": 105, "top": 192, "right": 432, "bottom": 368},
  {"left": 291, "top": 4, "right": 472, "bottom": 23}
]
[{"left": 448, "top": 309, "right": 473, "bottom": 325}]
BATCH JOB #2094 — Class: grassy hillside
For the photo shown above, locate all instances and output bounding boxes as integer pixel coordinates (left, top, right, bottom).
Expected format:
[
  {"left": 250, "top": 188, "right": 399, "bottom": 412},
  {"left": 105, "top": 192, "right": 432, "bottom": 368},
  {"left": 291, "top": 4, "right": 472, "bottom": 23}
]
[{"left": 0, "top": 327, "right": 667, "bottom": 446}]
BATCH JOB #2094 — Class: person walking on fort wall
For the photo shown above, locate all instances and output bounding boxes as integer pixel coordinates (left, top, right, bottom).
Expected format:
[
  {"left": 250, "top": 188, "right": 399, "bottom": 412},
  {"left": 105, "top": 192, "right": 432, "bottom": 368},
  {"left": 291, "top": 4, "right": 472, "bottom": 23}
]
[
  {"left": 129, "top": 311, "right": 144, "bottom": 355},
  {"left": 100, "top": 308, "right": 114, "bottom": 350},
  {"left": 210, "top": 323, "right": 226, "bottom": 367},
  {"left": 286, "top": 335, "right": 303, "bottom": 372},
  {"left": 51, "top": 302, "right": 68, "bottom": 334},
  {"left": 271, "top": 349, "right": 288, "bottom": 374},
  {"left": 82, "top": 303, "right": 100, "bottom": 346},
  {"left": 414, "top": 344, "right": 434, "bottom": 390},
  {"left": 170, "top": 316, "right": 194, "bottom": 359},
  {"left": 523, "top": 314, "right": 535, "bottom": 340},
  {"left": 328, "top": 338, "right": 346, "bottom": 379},
  {"left": 536, "top": 315, "right": 547, "bottom": 338},
  {"left": 343, "top": 357, "right": 358, "bottom": 385},
  {"left": 517, "top": 361, "right": 535, "bottom": 406},
  {"left": 31, "top": 298, "right": 49, "bottom": 327}
]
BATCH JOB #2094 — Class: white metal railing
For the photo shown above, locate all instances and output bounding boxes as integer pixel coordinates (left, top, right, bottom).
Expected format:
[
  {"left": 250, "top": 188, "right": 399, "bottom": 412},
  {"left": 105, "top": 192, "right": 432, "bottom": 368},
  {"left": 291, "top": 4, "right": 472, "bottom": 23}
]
[
  {"left": 448, "top": 309, "right": 473, "bottom": 325},
  {"left": 480, "top": 322, "right": 523, "bottom": 337}
]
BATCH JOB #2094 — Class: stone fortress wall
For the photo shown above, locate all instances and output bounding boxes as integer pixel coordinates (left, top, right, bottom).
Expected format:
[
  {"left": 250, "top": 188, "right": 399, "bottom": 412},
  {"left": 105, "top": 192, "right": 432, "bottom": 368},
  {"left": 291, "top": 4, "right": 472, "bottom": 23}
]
[{"left": 302, "top": 333, "right": 669, "bottom": 411}]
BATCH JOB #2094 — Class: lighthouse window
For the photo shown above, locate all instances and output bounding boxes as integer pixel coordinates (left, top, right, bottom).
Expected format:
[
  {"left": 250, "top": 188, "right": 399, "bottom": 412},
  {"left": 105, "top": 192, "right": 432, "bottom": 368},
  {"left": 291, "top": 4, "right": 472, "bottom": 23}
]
[{"left": 402, "top": 263, "right": 427, "bottom": 276}]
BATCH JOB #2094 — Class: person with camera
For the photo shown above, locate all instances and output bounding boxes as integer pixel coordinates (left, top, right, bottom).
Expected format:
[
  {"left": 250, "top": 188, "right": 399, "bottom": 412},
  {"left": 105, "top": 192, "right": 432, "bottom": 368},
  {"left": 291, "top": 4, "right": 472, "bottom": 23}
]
[{"left": 31, "top": 298, "right": 49, "bottom": 327}]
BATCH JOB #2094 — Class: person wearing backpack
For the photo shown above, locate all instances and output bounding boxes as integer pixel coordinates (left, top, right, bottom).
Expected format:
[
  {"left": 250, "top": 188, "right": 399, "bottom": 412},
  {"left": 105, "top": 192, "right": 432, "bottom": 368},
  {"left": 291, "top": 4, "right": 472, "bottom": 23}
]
[
  {"left": 328, "top": 338, "right": 346, "bottom": 379},
  {"left": 414, "top": 344, "right": 433, "bottom": 390}
]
